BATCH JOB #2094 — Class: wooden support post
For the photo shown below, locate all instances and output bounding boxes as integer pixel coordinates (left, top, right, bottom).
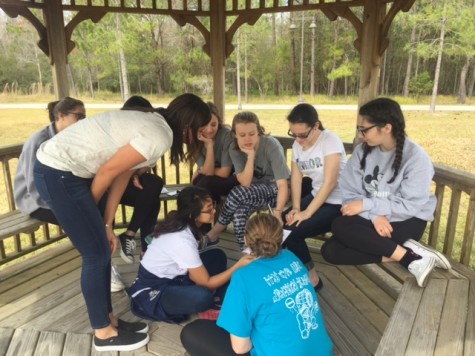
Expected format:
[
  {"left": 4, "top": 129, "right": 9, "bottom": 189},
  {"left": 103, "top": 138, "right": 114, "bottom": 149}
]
[
  {"left": 209, "top": 0, "right": 226, "bottom": 119},
  {"left": 357, "top": 0, "right": 385, "bottom": 108},
  {"left": 43, "top": 0, "right": 69, "bottom": 99}
]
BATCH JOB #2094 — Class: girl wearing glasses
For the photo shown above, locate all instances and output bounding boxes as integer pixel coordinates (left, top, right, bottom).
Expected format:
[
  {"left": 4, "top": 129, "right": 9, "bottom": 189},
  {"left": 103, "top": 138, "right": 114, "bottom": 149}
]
[
  {"left": 33, "top": 93, "right": 211, "bottom": 352},
  {"left": 202, "top": 111, "right": 290, "bottom": 248},
  {"left": 128, "top": 186, "right": 254, "bottom": 323},
  {"left": 192, "top": 102, "right": 238, "bottom": 206},
  {"left": 283, "top": 103, "right": 347, "bottom": 291},
  {"left": 321, "top": 98, "right": 449, "bottom": 288},
  {"left": 14, "top": 97, "right": 85, "bottom": 224}
]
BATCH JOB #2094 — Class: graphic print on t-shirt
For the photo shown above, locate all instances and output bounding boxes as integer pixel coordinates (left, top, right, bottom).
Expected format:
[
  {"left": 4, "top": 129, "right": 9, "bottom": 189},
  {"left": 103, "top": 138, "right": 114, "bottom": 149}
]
[
  {"left": 263, "top": 259, "right": 320, "bottom": 340},
  {"left": 363, "top": 165, "right": 391, "bottom": 198},
  {"left": 296, "top": 156, "right": 323, "bottom": 173}
]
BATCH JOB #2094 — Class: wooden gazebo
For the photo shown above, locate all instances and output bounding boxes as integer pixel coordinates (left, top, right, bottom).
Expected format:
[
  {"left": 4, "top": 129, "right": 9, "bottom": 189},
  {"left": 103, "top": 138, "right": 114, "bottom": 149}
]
[{"left": 0, "top": 0, "right": 415, "bottom": 115}]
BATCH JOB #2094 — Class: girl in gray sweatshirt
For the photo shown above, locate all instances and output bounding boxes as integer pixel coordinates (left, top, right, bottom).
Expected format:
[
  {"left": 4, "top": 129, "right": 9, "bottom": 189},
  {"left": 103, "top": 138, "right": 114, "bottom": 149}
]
[{"left": 321, "top": 98, "right": 450, "bottom": 287}]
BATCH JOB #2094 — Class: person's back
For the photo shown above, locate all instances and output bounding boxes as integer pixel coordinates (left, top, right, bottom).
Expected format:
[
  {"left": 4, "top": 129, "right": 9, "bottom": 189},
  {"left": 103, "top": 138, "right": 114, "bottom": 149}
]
[{"left": 218, "top": 249, "right": 333, "bottom": 356}]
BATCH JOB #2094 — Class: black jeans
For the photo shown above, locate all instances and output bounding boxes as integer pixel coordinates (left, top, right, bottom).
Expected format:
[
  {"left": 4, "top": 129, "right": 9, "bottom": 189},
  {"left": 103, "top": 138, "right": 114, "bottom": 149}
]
[
  {"left": 321, "top": 215, "right": 428, "bottom": 265},
  {"left": 181, "top": 319, "right": 250, "bottom": 356},
  {"left": 120, "top": 173, "right": 163, "bottom": 251}
]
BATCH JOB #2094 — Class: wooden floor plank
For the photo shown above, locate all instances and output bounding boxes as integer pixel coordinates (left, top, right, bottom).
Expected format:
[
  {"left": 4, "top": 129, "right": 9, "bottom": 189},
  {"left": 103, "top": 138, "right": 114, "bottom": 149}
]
[
  {"left": 317, "top": 266, "right": 383, "bottom": 353},
  {"left": 0, "top": 327, "right": 14, "bottom": 356},
  {"left": 35, "top": 331, "right": 66, "bottom": 356},
  {"left": 318, "top": 288, "right": 372, "bottom": 356},
  {"left": 0, "top": 276, "right": 81, "bottom": 328},
  {"left": 375, "top": 279, "right": 424, "bottom": 356},
  {"left": 338, "top": 265, "right": 396, "bottom": 316},
  {"left": 147, "top": 323, "right": 186, "bottom": 356},
  {"left": 406, "top": 279, "right": 448, "bottom": 355},
  {"left": 434, "top": 279, "right": 469, "bottom": 356},
  {"left": 464, "top": 280, "right": 475, "bottom": 356},
  {"left": 0, "top": 248, "right": 80, "bottom": 295},
  {"left": 62, "top": 332, "right": 93, "bottom": 356},
  {"left": 356, "top": 264, "right": 402, "bottom": 300},
  {"left": 0, "top": 268, "right": 81, "bottom": 324},
  {"left": 5, "top": 328, "right": 39, "bottom": 356}
]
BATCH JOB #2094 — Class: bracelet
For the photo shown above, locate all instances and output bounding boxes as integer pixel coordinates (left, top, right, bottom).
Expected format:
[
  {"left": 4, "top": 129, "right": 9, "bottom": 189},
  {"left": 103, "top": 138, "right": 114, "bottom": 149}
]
[{"left": 105, "top": 224, "right": 113, "bottom": 228}]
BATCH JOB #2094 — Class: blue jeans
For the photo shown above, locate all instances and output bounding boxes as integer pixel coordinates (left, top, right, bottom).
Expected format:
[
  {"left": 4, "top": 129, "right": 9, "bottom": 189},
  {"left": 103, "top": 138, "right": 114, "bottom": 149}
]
[
  {"left": 283, "top": 194, "right": 341, "bottom": 266},
  {"left": 33, "top": 160, "right": 112, "bottom": 329},
  {"left": 160, "top": 249, "right": 228, "bottom": 316}
]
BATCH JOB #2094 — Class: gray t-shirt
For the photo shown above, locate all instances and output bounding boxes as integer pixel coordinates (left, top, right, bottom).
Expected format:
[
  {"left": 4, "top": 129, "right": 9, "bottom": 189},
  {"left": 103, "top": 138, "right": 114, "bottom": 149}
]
[
  {"left": 229, "top": 135, "right": 290, "bottom": 184},
  {"left": 196, "top": 126, "right": 233, "bottom": 169},
  {"left": 37, "top": 110, "right": 172, "bottom": 178}
]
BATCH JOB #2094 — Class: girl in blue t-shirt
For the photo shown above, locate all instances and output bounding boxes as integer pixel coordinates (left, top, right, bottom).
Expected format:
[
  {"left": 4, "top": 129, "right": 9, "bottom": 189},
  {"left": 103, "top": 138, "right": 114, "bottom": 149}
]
[{"left": 180, "top": 214, "right": 333, "bottom": 356}]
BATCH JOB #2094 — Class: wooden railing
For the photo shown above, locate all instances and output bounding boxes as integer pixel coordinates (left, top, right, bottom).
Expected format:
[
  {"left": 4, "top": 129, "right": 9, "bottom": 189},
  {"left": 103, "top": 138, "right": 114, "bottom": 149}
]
[{"left": 1, "top": 138, "right": 474, "bottom": 268}]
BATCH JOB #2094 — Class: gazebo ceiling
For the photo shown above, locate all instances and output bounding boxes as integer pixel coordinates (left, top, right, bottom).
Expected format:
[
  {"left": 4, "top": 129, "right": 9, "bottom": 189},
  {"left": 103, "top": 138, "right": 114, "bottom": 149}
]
[{"left": 0, "top": 0, "right": 415, "bottom": 112}]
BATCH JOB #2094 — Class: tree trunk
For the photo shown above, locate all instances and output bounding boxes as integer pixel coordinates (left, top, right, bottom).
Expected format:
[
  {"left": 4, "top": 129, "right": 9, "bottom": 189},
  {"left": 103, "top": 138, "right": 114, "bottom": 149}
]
[
  {"left": 237, "top": 30, "right": 242, "bottom": 110},
  {"left": 468, "top": 63, "right": 475, "bottom": 98},
  {"left": 403, "top": 23, "right": 417, "bottom": 97},
  {"left": 328, "top": 23, "right": 338, "bottom": 98},
  {"left": 430, "top": 0, "right": 447, "bottom": 112},
  {"left": 245, "top": 34, "right": 249, "bottom": 104},
  {"left": 116, "top": 14, "right": 130, "bottom": 101},
  {"left": 458, "top": 57, "right": 470, "bottom": 104}
]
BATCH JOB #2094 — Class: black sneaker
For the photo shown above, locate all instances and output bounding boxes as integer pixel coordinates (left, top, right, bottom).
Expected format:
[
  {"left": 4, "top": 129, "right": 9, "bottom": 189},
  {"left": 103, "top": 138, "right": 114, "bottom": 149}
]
[
  {"left": 119, "top": 233, "right": 136, "bottom": 264},
  {"left": 198, "top": 235, "right": 220, "bottom": 251},
  {"left": 118, "top": 319, "right": 149, "bottom": 333},
  {"left": 93, "top": 329, "right": 149, "bottom": 352}
]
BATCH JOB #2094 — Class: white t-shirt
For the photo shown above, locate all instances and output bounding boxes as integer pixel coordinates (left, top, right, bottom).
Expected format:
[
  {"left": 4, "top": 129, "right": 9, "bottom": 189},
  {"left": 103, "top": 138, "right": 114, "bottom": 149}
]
[
  {"left": 140, "top": 227, "right": 203, "bottom": 279},
  {"left": 292, "top": 129, "right": 347, "bottom": 204},
  {"left": 37, "top": 110, "right": 172, "bottom": 178}
]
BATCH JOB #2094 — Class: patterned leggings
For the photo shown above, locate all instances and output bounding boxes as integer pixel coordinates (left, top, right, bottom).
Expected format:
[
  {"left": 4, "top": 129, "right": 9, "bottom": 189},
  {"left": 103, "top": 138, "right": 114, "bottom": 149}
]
[{"left": 217, "top": 183, "right": 277, "bottom": 246}]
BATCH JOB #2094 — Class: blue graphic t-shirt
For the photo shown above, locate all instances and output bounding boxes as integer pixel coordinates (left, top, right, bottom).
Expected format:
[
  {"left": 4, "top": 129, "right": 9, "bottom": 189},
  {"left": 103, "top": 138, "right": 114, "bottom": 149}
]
[{"left": 217, "top": 250, "right": 333, "bottom": 356}]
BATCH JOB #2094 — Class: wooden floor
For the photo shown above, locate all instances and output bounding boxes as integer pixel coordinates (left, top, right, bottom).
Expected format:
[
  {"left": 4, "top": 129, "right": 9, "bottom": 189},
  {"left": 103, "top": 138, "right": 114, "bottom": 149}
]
[{"left": 0, "top": 233, "right": 474, "bottom": 356}]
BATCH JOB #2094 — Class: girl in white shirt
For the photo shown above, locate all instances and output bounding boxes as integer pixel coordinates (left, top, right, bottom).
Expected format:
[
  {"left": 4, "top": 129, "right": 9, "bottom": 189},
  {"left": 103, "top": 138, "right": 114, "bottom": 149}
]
[{"left": 128, "top": 186, "right": 253, "bottom": 322}]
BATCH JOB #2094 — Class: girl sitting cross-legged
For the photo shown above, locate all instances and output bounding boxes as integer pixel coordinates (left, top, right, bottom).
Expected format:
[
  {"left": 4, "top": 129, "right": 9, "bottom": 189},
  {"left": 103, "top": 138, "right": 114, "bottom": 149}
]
[
  {"left": 321, "top": 98, "right": 451, "bottom": 288},
  {"left": 127, "top": 186, "right": 254, "bottom": 323},
  {"left": 202, "top": 111, "right": 290, "bottom": 249}
]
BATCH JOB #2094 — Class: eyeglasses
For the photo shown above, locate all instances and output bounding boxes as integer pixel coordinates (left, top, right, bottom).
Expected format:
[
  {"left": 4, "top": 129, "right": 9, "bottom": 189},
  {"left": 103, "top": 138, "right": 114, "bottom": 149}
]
[
  {"left": 201, "top": 203, "right": 216, "bottom": 214},
  {"left": 67, "top": 112, "right": 86, "bottom": 120},
  {"left": 287, "top": 125, "right": 314, "bottom": 139},
  {"left": 356, "top": 124, "right": 378, "bottom": 136}
]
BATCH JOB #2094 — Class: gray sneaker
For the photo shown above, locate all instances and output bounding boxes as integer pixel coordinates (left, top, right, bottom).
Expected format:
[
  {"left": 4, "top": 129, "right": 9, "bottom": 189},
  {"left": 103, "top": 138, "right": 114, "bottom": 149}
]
[
  {"left": 403, "top": 239, "right": 451, "bottom": 271},
  {"left": 408, "top": 256, "right": 436, "bottom": 287}
]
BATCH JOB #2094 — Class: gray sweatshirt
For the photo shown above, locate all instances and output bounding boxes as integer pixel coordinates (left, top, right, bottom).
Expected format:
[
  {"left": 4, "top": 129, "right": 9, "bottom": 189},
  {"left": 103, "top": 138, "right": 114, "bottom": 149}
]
[
  {"left": 14, "top": 124, "right": 55, "bottom": 214},
  {"left": 340, "top": 138, "right": 436, "bottom": 223}
]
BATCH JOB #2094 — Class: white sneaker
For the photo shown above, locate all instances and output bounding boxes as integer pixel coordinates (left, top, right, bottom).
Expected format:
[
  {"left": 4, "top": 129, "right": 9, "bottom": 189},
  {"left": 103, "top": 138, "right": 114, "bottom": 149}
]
[
  {"left": 408, "top": 256, "right": 436, "bottom": 287},
  {"left": 111, "top": 265, "right": 125, "bottom": 292},
  {"left": 403, "top": 239, "right": 451, "bottom": 271}
]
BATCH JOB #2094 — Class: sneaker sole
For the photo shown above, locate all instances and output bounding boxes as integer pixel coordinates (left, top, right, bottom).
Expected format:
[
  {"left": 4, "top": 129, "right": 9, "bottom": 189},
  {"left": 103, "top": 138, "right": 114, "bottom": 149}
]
[
  {"left": 120, "top": 249, "right": 134, "bottom": 264},
  {"left": 405, "top": 240, "right": 452, "bottom": 271},
  {"left": 94, "top": 334, "right": 150, "bottom": 352},
  {"left": 111, "top": 285, "right": 125, "bottom": 293},
  {"left": 416, "top": 257, "right": 435, "bottom": 287}
]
